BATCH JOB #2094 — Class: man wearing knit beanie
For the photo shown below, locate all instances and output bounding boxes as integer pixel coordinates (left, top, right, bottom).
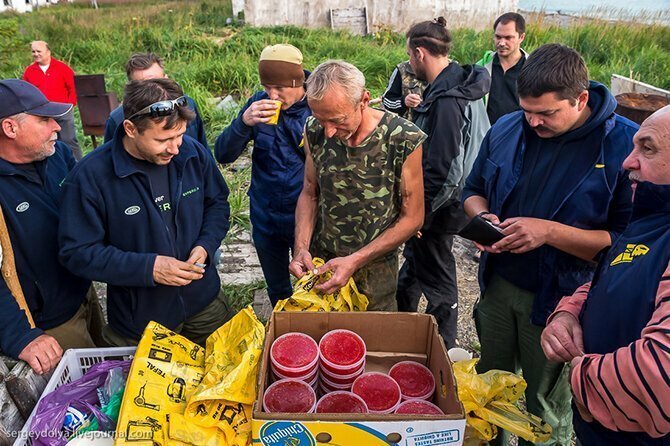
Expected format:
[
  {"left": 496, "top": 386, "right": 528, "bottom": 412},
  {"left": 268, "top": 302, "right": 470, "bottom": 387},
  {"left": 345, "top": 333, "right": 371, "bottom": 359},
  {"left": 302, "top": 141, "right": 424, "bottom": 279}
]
[{"left": 215, "top": 44, "right": 311, "bottom": 306}]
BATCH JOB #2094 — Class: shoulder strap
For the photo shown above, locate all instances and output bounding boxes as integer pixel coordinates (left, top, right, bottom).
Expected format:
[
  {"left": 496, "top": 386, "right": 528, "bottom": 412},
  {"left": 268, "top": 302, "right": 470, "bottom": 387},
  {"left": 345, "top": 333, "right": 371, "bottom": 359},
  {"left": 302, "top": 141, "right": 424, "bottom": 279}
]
[{"left": 0, "top": 205, "right": 35, "bottom": 328}]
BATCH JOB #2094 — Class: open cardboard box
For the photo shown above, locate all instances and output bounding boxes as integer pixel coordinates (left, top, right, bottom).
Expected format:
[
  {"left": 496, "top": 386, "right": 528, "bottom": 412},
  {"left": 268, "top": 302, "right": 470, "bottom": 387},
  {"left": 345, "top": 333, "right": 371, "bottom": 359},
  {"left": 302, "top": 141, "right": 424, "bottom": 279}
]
[{"left": 252, "top": 311, "right": 466, "bottom": 445}]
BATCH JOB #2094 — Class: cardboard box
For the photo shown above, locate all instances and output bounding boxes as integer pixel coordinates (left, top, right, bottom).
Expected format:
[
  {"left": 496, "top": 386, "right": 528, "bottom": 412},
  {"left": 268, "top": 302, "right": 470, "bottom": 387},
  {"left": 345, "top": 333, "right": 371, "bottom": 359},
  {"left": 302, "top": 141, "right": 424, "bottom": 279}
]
[{"left": 252, "top": 311, "right": 466, "bottom": 446}]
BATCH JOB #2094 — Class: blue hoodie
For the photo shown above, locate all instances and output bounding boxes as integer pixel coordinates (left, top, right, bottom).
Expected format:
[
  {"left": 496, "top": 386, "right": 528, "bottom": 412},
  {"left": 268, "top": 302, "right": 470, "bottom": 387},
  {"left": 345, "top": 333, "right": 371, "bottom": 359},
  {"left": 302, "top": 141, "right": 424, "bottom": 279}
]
[
  {"left": 463, "top": 82, "right": 639, "bottom": 325},
  {"left": 0, "top": 142, "right": 89, "bottom": 358},
  {"left": 215, "top": 88, "right": 311, "bottom": 236},
  {"left": 59, "top": 127, "right": 230, "bottom": 340}
]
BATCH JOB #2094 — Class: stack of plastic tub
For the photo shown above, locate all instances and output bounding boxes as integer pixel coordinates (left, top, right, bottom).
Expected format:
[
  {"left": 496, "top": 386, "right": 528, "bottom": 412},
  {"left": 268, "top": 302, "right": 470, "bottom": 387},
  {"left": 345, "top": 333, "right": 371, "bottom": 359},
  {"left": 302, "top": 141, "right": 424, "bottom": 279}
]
[
  {"left": 389, "top": 361, "right": 436, "bottom": 401},
  {"left": 263, "top": 379, "right": 317, "bottom": 413},
  {"left": 351, "top": 372, "right": 402, "bottom": 414},
  {"left": 270, "top": 332, "right": 319, "bottom": 390},
  {"left": 318, "top": 329, "right": 366, "bottom": 394}
]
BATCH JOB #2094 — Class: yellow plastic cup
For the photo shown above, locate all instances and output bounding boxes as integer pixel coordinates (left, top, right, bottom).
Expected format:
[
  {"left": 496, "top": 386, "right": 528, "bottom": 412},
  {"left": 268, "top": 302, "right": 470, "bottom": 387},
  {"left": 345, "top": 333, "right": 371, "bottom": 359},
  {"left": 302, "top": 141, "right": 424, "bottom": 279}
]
[{"left": 267, "top": 100, "right": 282, "bottom": 125}]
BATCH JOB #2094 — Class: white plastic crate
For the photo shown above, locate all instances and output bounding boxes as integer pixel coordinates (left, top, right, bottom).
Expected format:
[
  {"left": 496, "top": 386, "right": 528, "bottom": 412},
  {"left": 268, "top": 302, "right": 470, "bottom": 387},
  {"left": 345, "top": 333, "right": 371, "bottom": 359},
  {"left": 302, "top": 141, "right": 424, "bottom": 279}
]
[{"left": 13, "top": 347, "right": 136, "bottom": 446}]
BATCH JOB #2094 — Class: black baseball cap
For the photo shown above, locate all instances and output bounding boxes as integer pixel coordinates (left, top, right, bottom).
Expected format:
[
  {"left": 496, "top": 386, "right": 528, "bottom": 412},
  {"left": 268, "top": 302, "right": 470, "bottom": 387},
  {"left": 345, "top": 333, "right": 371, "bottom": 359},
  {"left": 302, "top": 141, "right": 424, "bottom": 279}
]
[{"left": 0, "top": 79, "right": 72, "bottom": 120}]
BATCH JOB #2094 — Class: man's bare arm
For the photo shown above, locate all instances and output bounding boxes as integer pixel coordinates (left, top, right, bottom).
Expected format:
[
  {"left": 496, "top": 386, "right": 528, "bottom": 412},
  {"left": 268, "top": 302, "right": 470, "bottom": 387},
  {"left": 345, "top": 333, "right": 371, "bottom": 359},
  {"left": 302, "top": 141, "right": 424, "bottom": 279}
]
[{"left": 289, "top": 134, "right": 319, "bottom": 278}]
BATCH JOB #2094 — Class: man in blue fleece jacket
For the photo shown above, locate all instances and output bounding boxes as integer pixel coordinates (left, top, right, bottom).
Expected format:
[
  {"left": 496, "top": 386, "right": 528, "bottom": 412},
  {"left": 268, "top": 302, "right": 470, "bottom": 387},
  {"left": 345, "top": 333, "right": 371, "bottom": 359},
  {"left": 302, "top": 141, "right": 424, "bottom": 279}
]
[
  {"left": 463, "top": 44, "right": 638, "bottom": 445},
  {"left": 59, "top": 78, "right": 233, "bottom": 346},
  {"left": 0, "top": 79, "right": 102, "bottom": 374}
]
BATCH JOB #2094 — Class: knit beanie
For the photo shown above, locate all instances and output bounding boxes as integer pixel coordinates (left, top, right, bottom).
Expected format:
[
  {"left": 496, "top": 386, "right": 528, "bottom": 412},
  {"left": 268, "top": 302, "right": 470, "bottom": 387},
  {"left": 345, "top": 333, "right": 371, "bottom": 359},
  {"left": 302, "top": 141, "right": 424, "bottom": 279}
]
[{"left": 258, "top": 44, "right": 305, "bottom": 88}]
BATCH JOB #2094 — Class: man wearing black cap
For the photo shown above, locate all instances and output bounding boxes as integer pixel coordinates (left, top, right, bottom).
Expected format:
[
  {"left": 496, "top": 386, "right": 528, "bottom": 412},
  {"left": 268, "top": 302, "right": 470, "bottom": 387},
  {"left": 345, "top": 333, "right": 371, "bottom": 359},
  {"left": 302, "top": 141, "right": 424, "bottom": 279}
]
[
  {"left": 0, "top": 79, "right": 102, "bottom": 374},
  {"left": 215, "top": 44, "right": 311, "bottom": 306}
]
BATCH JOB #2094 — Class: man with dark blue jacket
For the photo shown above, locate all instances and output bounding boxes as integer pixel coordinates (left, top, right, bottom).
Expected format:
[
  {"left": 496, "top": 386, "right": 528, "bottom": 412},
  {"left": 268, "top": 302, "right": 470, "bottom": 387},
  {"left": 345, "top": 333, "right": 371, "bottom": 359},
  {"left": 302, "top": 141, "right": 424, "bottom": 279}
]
[
  {"left": 463, "top": 44, "right": 638, "bottom": 445},
  {"left": 215, "top": 44, "right": 310, "bottom": 305},
  {"left": 60, "top": 78, "right": 232, "bottom": 346},
  {"left": 103, "top": 53, "right": 208, "bottom": 150},
  {"left": 0, "top": 79, "right": 102, "bottom": 374}
]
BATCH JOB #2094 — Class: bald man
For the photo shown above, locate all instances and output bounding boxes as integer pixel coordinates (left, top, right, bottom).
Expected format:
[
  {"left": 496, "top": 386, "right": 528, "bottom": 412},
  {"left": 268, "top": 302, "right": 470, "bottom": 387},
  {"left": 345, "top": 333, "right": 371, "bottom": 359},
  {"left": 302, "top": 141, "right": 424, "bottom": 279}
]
[
  {"left": 23, "top": 41, "right": 82, "bottom": 159},
  {"left": 542, "top": 105, "right": 670, "bottom": 444}
]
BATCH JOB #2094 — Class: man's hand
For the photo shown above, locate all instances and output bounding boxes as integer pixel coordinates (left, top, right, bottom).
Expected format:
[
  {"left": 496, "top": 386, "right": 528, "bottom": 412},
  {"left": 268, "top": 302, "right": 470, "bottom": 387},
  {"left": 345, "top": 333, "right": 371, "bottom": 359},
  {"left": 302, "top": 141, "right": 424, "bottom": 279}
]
[
  {"left": 241, "top": 99, "right": 280, "bottom": 126},
  {"left": 473, "top": 213, "right": 504, "bottom": 254},
  {"left": 314, "top": 255, "right": 360, "bottom": 295},
  {"left": 18, "top": 334, "right": 63, "bottom": 375},
  {"left": 404, "top": 93, "right": 422, "bottom": 108},
  {"left": 494, "top": 217, "right": 554, "bottom": 253},
  {"left": 153, "top": 255, "right": 205, "bottom": 286},
  {"left": 289, "top": 249, "right": 316, "bottom": 279},
  {"left": 541, "top": 312, "right": 585, "bottom": 362},
  {"left": 186, "top": 246, "right": 208, "bottom": 266}
]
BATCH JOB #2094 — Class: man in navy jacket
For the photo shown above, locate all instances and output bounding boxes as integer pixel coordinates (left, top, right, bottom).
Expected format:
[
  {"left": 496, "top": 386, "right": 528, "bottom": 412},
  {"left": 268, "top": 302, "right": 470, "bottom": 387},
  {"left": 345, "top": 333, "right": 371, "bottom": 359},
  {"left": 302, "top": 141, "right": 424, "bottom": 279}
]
[
  {"left": 103, "top": 53, "right": 208, "bottom": 150},
  {"left": 60, "top": 78, "right": 232, "bottom": 346},
  {"left": 462, "top": 44, "right": 638, "bottom": 445},
  {"left": 0, "top": 79, "right": 102, "bottom": 374},
  {"left": 215, "top": 44, "right": 310, "bottom": 305}
]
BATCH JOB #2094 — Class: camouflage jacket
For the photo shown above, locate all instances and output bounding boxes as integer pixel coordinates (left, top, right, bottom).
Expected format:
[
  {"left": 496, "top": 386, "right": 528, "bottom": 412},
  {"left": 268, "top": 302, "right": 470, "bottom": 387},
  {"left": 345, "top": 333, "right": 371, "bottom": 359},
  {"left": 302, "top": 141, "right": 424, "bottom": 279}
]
[
  {"left": 306, "top": 111, "right": 426, "bottom": 258},
  {"left": 382, "top": 61, "right": 428, "bottom": 119}
]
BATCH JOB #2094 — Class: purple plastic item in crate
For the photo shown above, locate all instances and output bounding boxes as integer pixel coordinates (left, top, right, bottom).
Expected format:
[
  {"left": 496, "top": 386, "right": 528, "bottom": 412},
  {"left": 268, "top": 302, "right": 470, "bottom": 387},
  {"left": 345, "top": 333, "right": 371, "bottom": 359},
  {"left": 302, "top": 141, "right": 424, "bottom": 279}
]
[{"left": 29, "top": 360, "right": 131, "bottom": 446}]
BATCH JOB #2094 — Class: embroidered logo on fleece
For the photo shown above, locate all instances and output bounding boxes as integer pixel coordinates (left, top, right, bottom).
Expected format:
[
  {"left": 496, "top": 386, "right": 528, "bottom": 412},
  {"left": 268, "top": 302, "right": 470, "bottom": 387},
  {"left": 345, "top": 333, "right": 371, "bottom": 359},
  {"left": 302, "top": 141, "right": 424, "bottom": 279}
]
[{"left": 610, "top": 244, "right": 650, "bottom": 266}]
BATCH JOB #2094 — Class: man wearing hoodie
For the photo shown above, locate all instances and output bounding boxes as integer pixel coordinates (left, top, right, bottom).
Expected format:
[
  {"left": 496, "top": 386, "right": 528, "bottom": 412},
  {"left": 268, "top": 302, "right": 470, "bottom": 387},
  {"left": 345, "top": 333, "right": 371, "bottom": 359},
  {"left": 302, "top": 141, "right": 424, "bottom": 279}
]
[
  {"left": 463, "top": 44, "right": 638, "bottom": 445},
  {"left": 542, "top": 105, "right": 670, "bottom": 445},
  {"left": 396, "top": 17, "right": 491, "bottom": 348},
  {"left": 216, "top": 44, "right": 311, "bottom": 306}
]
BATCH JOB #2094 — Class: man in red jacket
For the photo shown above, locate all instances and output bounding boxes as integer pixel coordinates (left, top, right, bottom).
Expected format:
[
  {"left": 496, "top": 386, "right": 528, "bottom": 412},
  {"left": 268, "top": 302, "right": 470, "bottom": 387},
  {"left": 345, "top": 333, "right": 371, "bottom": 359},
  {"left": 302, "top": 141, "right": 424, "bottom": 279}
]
[{"left": 23, "top": 41, "right": 82, "bottom": 159}]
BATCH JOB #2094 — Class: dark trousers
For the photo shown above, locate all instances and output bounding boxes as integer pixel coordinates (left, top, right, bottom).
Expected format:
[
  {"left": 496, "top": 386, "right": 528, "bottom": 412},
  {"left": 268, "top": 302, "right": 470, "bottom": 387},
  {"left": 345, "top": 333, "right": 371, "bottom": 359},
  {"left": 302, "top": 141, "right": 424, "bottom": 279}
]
[
  {"left": 55, "top": 108, "right": 82, "bottom": 160},
  {"left": 396, "top": 225, "right": 458, "bottom": 348},
  {"left": 253, "top": 227, "right": 294, "bottom": 306}
]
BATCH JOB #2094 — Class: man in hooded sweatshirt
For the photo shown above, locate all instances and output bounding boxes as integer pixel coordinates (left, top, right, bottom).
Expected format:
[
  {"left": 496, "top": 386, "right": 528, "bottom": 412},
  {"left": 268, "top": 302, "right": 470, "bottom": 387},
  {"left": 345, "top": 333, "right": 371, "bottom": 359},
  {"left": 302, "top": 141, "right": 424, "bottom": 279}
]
[
  {"left": 463, "top": 44, "right": 638, "bottom": 445},
  {"left": 396, "top": 17, "right": 491, "bottom": 349}
]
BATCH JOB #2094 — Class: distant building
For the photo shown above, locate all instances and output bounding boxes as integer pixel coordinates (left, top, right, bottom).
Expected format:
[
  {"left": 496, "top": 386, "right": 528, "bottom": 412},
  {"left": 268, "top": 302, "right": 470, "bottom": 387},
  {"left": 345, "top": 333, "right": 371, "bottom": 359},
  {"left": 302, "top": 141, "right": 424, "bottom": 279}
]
[{"left": 237, "top": 0, "right": 518, "bottom": 33}]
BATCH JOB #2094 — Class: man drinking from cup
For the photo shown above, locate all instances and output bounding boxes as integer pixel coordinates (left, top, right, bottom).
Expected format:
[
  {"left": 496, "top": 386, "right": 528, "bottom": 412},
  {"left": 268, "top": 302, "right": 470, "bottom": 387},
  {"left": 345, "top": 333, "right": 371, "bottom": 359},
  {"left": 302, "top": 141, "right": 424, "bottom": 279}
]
[{"left": 215, "top": 44, "right": 311, "bottom": 306}]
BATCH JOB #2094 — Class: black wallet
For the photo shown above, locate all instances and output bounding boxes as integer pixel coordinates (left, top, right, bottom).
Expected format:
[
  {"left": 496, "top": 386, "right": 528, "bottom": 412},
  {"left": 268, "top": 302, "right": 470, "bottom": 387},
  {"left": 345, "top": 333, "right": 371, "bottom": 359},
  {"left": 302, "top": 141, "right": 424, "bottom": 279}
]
[{"left": 458, "top": 215, "right": 504, "bottom": 246}]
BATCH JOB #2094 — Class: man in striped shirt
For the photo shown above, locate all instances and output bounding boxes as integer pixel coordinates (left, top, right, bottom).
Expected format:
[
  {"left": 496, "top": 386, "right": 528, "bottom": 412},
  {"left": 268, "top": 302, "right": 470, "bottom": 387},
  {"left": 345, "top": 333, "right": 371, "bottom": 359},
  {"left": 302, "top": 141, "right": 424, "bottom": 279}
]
[{"left": 542, "top": 105, "right": 670, "bottom": 445}]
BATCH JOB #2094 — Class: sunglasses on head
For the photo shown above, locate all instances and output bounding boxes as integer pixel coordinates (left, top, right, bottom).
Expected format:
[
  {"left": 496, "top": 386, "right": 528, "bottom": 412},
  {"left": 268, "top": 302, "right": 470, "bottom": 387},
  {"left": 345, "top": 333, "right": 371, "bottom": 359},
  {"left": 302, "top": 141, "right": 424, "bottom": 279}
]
[{"left": 127, "top": 96, "right": 188, "bottom": 121}]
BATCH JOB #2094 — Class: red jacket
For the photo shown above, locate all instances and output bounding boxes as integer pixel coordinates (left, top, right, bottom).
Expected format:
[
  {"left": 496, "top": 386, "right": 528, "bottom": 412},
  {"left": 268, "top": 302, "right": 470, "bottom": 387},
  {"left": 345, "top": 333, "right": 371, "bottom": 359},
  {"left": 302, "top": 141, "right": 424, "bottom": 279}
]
[{"left": 23, "top": 58, "right": 77, "bottom": 105}]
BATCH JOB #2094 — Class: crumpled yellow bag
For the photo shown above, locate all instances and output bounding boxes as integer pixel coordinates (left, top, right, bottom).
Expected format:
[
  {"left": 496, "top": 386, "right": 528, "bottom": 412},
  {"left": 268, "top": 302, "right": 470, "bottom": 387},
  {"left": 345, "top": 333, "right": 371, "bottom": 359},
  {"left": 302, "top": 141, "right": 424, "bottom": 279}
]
[
  {"left": 177, "top": 307, "right": 264, "bottom": 446},
  {"left": 275, "top": 257, "right": 368, "bottom": 312},
  {"left": 116, "top": 307, "right": 264, "bottom": 446},
  {"left": 453, "top": 358, "right": 552, "bottom": 444}
]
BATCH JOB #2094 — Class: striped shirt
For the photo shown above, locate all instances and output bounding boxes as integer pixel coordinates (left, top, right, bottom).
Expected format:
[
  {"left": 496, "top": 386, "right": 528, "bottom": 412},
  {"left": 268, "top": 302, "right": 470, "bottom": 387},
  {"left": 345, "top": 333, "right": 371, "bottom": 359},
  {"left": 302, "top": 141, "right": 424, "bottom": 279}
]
[{"left": 551, "top": 261, "right": 670, "bottom": 437}]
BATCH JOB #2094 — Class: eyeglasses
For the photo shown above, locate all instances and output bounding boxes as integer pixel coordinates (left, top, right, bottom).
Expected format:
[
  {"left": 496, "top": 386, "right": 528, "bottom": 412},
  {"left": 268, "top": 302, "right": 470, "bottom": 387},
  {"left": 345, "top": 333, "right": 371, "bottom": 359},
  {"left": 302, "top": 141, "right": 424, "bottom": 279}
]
[{"left": 127, "top": 96, "right": 187, "bottom": 121}]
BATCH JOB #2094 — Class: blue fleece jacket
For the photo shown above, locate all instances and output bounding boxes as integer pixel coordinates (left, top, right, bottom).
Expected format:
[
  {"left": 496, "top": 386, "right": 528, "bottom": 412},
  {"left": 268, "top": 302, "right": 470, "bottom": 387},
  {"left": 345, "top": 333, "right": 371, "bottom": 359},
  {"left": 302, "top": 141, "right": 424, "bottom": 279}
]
[
  {"left": 215, "top": 89, "right": 310, "bottom": 236},
  {"left": 58, "top": 128, "right": 230, "bottom": 340},
  {"left": 0, "top": 142, "right": 89, "bottom": 358},
  {"left": 103, "top": 95, "right": 209, "bottom": 150},
  {"left": 463, "top": 81, "right": 639, "bottom": 325}
]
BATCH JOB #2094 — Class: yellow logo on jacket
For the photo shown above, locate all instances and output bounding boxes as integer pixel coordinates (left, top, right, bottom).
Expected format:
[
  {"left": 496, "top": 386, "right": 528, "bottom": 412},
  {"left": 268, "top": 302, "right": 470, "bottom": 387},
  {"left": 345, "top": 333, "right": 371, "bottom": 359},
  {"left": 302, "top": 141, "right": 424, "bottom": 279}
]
[{"left": 610, "top": 244, "right": 650, "bottom": 266}]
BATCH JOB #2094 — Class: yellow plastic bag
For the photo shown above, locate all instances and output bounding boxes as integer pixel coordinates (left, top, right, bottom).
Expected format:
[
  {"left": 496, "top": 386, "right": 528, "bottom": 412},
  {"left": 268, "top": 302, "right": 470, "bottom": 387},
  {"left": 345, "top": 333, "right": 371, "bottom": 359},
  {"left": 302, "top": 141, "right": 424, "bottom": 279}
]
[
  {"left": 453, "top": 358, "right": 552, "bottom": 443},
  {"left": 178, "top": 307, "right": 265, "bottom": 445},
  {"left": 275, "top": 257, "right": 368, "bottom": 312},
  {"left": 116, "top": 307, "right": 265, "bottom": 446},
  {"left": 116, "top": 322, "right": 206, "bottom": 446}
]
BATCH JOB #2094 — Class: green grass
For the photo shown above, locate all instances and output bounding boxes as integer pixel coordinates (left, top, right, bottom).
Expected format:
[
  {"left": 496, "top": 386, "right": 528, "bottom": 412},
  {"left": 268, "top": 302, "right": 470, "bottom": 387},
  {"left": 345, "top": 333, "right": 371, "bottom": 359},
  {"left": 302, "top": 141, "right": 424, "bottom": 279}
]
[
  {"left": 2, "top": 0, "right": 668, "bottom": 235},
  {"left": 223, "top": 279, "right": 266, "bottom": 312}
]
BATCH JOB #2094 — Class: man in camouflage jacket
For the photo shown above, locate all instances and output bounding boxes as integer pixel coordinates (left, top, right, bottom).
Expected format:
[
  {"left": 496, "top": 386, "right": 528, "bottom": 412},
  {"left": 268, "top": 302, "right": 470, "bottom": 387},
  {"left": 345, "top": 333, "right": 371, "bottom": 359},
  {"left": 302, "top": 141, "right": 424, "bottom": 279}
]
[{"left": 288, "top": 60, "right": 426, "bottom": 310}]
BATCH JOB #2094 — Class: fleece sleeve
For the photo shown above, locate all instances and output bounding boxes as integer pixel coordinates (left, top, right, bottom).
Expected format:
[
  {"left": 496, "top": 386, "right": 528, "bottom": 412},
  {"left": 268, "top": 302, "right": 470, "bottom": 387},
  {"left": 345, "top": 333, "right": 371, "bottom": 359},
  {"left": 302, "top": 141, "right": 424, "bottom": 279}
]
[
  {"left": 570, "top": 261, "right": 670, "bottom": 437},
  {"left": 0, "top": 278, "right": 43, "bottom": 359},
  {"left": 214, "top": 95, "right": 257, "bottom": 164}
]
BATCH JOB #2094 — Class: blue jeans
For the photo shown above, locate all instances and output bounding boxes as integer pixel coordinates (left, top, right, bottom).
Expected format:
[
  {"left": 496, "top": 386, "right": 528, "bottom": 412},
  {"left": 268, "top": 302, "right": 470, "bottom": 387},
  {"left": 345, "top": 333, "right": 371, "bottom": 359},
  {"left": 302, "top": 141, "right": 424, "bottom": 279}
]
[{"left": 252, "top": 228, "right": 294, "bottom": 306}]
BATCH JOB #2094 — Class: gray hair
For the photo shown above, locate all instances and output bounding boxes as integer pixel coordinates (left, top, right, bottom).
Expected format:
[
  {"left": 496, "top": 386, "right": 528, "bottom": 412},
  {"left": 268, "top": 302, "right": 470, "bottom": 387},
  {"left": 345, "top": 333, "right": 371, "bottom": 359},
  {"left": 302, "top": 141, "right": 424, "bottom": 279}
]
[{"left": 306, "top": 60, "right": 366, "bottom": 106}]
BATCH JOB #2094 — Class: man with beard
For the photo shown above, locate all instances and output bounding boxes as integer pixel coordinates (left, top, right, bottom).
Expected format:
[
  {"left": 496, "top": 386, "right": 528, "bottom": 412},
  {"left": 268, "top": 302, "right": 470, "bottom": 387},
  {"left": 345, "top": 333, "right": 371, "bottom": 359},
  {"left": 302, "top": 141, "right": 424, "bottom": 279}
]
[
  {"left": 396, "top": 17, "right": 490, "bottom": 349},
  {"left": 463, "top": 44, "right": 638, "bottom": 444},
  {"left": 0, "top": 79, "right": 102, "bottom": 374},
  {"left": 289, "top": 60, "right": 425, "bottom": 310},
  {"left": 477, "top": 12, "right": 529, "bottom": 125}
]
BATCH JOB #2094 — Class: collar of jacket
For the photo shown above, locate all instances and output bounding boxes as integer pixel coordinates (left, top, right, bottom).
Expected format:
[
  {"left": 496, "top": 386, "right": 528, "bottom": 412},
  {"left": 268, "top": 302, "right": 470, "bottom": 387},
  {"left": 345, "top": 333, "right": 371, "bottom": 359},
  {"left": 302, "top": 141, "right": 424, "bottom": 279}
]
[
  {"left": 110, "top": 123, "right": 197, "bottom": 179},
  {"left": 632, "top": 181, "right": 670, "bottom": 220}
]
